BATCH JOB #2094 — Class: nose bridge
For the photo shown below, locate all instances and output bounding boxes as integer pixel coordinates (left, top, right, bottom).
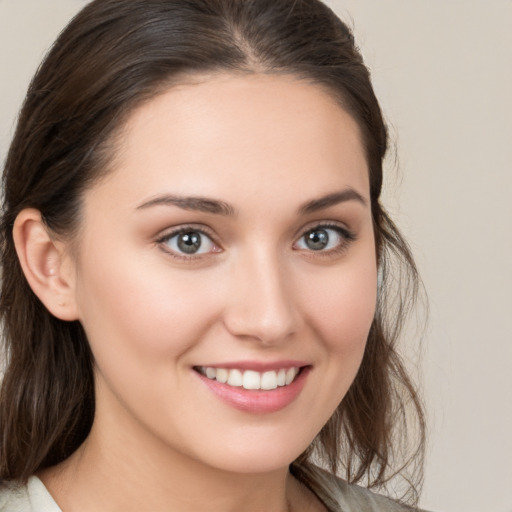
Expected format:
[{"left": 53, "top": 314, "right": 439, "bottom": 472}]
[{"left": 223, "top": 244, "right": 298, "bottom": 344}]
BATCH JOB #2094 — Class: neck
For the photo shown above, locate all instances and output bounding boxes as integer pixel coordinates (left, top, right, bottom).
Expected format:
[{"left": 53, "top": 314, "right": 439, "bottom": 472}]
[
  {"left": 40, "top": 417, "right": 298, "bottom": 512},
  {"left": 38, "top": 376, "right": 324, "bottom": 512}
]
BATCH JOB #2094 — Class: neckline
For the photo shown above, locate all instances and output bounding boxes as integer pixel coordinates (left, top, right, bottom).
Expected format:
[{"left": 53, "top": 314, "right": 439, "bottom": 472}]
[
  {"left": 28, "top": 466, "right": 343, "bottom": 512},
  {"left": 27, "top": 476, "right": 62, "bottom": 511}
]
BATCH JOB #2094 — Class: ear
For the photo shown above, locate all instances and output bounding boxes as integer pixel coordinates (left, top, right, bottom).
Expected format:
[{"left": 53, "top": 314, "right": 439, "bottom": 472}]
[{"left": 13, "top": 208, "right": 79, "bottom": 321}]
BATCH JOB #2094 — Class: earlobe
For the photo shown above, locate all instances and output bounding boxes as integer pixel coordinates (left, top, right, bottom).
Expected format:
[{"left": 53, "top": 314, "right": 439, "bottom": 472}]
[{"left": 12, "top": 208, "right": 79, "bottom": 321}]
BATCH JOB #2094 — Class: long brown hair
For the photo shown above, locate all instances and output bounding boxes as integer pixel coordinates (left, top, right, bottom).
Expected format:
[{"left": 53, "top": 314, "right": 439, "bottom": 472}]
[{"left": 0, "top": 0, "right": 425, "bottom": 504}]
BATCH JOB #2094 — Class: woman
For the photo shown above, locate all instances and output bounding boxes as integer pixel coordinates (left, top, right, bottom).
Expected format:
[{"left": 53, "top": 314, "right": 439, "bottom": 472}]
[{"left": 0, "top": 0, "right": 426, "bottom": 510}]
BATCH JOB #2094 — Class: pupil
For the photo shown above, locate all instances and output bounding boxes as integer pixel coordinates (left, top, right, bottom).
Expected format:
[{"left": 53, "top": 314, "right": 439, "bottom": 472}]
[
  {"left": 306, "top": 229, "right": 328, "bottom": 250},
  {"left": 177, "top": 232, "right": 201, "bottom": 254}
]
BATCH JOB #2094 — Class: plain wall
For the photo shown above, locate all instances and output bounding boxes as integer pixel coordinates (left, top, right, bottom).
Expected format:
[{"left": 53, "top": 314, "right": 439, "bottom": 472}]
[{"left": 1, "top": 1, "right": 511, "bottom": 511}]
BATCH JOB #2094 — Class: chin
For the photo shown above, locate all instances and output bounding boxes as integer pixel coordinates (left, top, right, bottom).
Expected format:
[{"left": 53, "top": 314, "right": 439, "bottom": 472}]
[
  {"left": 205, "top": 451, "right": 299, "bottom": 475},
  {"left": 187, "top": 430, "right": 314, "bottom": 476}
]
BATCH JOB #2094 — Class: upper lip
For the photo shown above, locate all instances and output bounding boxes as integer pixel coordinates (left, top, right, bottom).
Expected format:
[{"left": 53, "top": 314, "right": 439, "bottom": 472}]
[{"left": 193, "top": 360, "right": 310, "bottom": 372}]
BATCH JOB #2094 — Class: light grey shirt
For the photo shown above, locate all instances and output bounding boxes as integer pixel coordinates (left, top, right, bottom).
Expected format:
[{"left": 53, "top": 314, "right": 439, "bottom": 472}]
[
  {"left": 0, "top": 472, "right": 420, "bottom": 512},
  {"left": 0, "top": 477, "right": 61, "bottom": 512}
]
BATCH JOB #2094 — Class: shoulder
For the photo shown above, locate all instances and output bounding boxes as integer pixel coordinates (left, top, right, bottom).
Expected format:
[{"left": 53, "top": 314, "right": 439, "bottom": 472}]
[
  {"left": 0, "top": 477, "right": 61, "bottom": 512},
  {"left": 301, "top": 465, "right": 428, "bottom": 512}
]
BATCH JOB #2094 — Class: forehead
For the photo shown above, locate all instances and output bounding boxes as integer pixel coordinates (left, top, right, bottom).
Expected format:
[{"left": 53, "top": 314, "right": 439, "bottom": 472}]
[{"left": 90, "top": 73, "right": 370, "bottom": 213}]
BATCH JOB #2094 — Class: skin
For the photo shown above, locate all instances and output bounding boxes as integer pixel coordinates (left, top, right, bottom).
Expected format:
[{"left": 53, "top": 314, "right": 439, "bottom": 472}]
[{"left": 18, "top": 73, "right": 377, "bottom": 511}]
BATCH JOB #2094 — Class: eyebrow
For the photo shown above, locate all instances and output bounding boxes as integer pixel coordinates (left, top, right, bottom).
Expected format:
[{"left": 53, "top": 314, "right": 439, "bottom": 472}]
[
  {"left": 136, "top": 188, "right": 367, "bottom": 217},
  {"left": 298, "top": 189, "right": 368, "bottom": 215},
  {"left": 136, "top": 194, "right": 235, "bottom": 216}
]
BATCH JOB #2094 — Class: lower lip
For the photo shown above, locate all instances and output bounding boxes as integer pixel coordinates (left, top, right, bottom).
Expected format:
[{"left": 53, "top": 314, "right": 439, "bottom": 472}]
[{"left": 195, "top": 367, "right": 310, "bottom": 414}]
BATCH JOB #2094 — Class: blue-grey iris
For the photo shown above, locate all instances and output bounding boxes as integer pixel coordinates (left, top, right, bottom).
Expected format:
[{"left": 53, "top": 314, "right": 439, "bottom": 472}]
[
  {"left": 305, "top": 229, "right": 329, "bottom": 250},
  {"left": 177, "top": 232, "right": 202, "bottom": 254}
]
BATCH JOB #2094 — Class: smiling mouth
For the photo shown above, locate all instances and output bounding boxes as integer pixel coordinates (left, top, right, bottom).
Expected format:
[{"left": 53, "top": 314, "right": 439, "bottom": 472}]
[{"left": 194, "top": 366, "right": 302, "bottom": 391}]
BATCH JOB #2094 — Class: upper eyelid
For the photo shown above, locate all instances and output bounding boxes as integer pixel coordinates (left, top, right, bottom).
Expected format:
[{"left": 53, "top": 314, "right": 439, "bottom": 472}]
[
  {"left": 294, "top": 220, "right": 354, "bottom": 239},
  {"left": 156, "top": 224, "right": 218, "bottom": 243}
]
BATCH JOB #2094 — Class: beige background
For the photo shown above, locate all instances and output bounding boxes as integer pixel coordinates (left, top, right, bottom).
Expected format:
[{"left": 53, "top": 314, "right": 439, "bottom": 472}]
[{"left": 1, "top": 1, "right": 511, "bottom": 511}]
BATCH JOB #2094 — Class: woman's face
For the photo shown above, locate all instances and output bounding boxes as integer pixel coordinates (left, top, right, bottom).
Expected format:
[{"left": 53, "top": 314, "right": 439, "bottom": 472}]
[{"left": 70, "top": 73, "right": 377, "bottom": 474}]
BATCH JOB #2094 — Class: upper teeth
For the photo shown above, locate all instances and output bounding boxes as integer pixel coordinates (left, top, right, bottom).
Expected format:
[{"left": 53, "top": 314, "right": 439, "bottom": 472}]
[{"left": 198, "top": 367, "right": 300, "bottom": 390}]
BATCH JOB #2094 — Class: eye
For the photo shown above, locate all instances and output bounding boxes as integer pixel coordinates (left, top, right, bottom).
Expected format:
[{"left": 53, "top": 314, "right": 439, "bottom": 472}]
[
  {"left": 159, "top": 228, "right": 219, "bottom": 256},
  {"left": 294, "top": 225, "right": 355, "bottom": 253}
]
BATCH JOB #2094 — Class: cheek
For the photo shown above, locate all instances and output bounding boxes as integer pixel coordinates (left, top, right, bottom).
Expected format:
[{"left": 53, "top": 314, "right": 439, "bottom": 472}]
[
  {"left": 302, "top": 258, "right": 377, "bottom": 356},
  {"left": 291, "top": 256, "right": 377, "bottom": 435},
  {"left": 74, "top": 253, "right": 222, "bottom": 363}
]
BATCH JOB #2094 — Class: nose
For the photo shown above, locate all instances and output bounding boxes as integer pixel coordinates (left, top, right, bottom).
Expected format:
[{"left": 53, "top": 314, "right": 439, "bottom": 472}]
[{"left": 222, "top": 248, "right": 300, "bottom": 346}]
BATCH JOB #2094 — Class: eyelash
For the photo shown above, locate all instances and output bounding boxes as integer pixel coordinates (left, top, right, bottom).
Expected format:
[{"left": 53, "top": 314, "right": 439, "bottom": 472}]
[
  {"left": 293, "top": 223, "right": 357, "bottom": 257},
  {"left": 156, "top": 222, "right": 357, "bottom": 261},
  {"left": 156, "top": 225, "right": 221, "bottom": 261}
]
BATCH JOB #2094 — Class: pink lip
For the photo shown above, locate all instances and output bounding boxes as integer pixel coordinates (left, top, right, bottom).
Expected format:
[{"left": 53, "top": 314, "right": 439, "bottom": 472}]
[{"left": 194, "top": 365, "right": 311, "bottom": 414}]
